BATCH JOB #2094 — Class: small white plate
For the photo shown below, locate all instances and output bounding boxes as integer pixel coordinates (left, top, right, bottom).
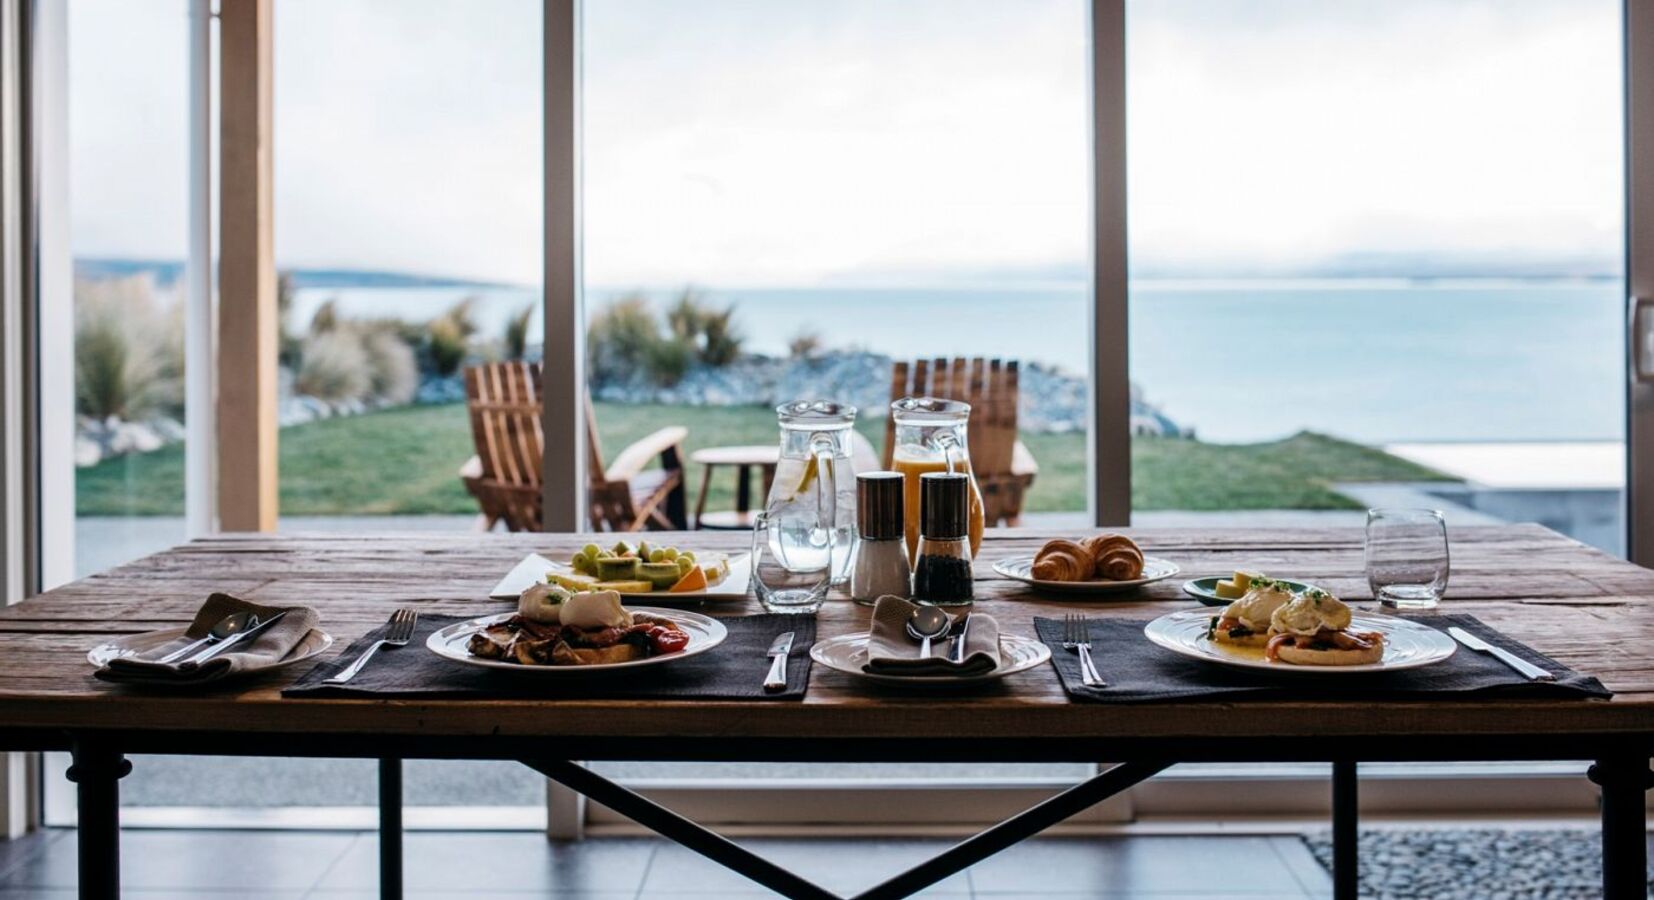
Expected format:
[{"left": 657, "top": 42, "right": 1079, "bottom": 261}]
[
  {"left": 88, "top": 627, "right": 334, "bottom": 671},
  {"left": 489, "top": 553, "right": 752, "bottom": 602},
  {"left": 426, "top": 607, "right": 727, "bottom": 674},
  {"left": 809, "top": 632, "right": 1052, "bottom": 687},
  {"left": 1142, "top": 609, "right": 1456, "bottom": 674},
  {"left": 993, "top": 556, "right": 1181, "bottom": 595}
]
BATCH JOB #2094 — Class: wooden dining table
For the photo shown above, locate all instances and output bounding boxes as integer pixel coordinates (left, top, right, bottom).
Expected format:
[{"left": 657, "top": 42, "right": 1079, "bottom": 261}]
[{"left": 0, "top": 524, "right": 1651, "bottom": 900}]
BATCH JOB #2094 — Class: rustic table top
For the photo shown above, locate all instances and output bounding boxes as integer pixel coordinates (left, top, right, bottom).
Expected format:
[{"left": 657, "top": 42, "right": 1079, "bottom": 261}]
[{"left": 3, "top": 525, "right": 1653, "bottom": 757}]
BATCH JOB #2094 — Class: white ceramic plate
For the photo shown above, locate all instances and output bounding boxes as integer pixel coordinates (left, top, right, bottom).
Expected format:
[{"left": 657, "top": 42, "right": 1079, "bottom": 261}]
[
  {"left": 1142, "top": 609, "right": 1456, "bottom": 674},
  {"left": 488, "top": 553, "right": 752, "bottom": 602},
  {"left": 809, "top": 632, "right": 1052, "bottom": 687},
  {"left": 88, "top": 627, "right": 334, "bottom": 671},
  {"left": 426, "top": 607, "right": 727, "bottom": 674},
  {"left": 993, "top": 556, "right": 1181, "bottom": 595}
]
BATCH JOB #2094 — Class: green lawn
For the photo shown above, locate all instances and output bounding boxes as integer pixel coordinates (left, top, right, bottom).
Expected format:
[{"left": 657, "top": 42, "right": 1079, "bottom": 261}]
[{"left": 77, "top": 402, "right": 1453, "bottom": 517}]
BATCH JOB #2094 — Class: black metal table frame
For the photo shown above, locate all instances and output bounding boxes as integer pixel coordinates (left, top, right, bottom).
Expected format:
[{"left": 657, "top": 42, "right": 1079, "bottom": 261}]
[{"left": 6, "top": 729, "right": 1649, "bottom": 900}]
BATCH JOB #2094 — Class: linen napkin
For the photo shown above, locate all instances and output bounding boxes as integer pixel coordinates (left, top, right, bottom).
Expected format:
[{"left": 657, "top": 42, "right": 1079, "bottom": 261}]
[
  {"left": 863, "top": 595, "right": 1000, "bottom": 677},
  {"left": 97, "top": 593, "right": 320, "bottom": 686}
]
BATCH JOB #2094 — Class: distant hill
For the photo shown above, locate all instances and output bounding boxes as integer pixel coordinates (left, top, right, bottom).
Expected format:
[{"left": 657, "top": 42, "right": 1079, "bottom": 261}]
[{"left": 74, "top": 258, "right": 515, "bottom": 290}]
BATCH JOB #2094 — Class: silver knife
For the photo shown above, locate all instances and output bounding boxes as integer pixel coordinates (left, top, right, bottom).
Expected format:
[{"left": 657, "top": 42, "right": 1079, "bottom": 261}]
[
  {"left": 1447, "top": 626, "right": 1554, "bottom": 682},
  {"left": 763, "top": 632, "right": 795, "bottom": 692},
  {"left": 182, "top": 611, "right": 288, "bottom": 668},
  {"left": 949, "top": 613, "right": 971, "bottom": 664}
]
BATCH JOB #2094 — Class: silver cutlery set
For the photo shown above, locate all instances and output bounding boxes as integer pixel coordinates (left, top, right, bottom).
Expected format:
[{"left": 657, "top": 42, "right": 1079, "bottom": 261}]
[{"left": 156, "top": 610, "right": 290, "bottom": 668}]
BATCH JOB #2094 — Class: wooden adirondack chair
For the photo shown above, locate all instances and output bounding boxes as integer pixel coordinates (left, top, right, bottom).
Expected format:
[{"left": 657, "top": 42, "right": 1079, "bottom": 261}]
[
  {"left": 882, "top": 357, "right": 1039, "bottom": 527},
  {"left": 458, "top": 361, "right": 689, "bottom": 532}
]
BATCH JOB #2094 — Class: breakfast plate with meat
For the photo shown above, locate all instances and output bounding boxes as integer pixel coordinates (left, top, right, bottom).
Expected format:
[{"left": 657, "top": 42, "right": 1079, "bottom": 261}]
[
  {"left": 427, "top": 588, "right": 727, "bottom": 673},
  {"left": 1144, "top": 586, "right": 1455, "bottom": 674}
]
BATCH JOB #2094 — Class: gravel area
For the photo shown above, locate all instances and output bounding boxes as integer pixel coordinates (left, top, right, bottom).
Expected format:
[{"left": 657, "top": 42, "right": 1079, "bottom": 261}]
[{"left": 1305, "top": 829, "right": 1650, "bottom": 899}]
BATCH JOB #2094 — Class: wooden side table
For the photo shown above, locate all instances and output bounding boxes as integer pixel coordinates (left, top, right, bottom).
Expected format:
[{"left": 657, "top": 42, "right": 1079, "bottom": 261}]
[{"left": 689, "top": 444, "right": 780, "bottom": 529}]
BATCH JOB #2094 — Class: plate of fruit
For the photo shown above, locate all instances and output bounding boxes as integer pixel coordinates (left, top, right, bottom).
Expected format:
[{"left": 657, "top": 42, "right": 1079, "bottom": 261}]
[
  {"left": 1182, "top": 570, "right": 1323, "bottom": 607},
  {"left": 489, "top": 540, "right": 750, "bottom": 602}
]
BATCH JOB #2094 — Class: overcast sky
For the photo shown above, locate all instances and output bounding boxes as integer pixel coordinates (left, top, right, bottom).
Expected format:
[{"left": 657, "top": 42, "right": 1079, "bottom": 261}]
[{"left": 68, "top": 0, "right": 1623, "bottom": 287}]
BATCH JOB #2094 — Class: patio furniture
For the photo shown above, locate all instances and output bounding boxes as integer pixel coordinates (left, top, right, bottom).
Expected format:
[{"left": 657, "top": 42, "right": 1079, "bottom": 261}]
[
  {"left": 883, "top": 357, "right": 1039, "bottom": 526},
  {"left": 689, "top": 434, "right": 880, "bottom": 529},
  {"left": 6, "top": 524, "right": 1651, "bottom": 900},
  {"left": 458, "top": 361, "right": 689, "bottom": 532},
  {"left": 690, "top": 444, "right": 778, "bottom": 529}
]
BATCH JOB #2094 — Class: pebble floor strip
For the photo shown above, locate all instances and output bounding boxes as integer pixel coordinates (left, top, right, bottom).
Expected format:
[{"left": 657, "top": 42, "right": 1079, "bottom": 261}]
[{"left": 1305, "top": 829, "right": 1651, "bottom": 899}]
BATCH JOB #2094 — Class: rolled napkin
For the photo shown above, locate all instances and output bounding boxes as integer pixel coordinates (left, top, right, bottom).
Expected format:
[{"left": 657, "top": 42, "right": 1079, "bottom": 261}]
[
  {"left": 863, "top": 595, "right": 1001, "bottom": 677},
  {"left": 1081, "top": 533, "right": 1144, "bottom": 581},
  {"left": 97, "top": 592, "right": 320, "bottom": 686},
  {"left": 1032, "top": 539, "right": 1092, "bottom": 581}
]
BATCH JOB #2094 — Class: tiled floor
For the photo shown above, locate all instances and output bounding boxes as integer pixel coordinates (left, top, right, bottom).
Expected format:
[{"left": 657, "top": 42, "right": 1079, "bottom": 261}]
[{"left": 0, "top": 829, "right": 1333, "bottom": 898}]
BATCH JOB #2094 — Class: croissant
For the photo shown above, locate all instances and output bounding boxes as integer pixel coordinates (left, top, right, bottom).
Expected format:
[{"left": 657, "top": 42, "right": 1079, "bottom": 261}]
[
  {"left": 1082, "top": 533, "right": 1144, "bottom": 581},
  {"left": 1032, "top": 539, "right": 1093, "bottom": 582}
]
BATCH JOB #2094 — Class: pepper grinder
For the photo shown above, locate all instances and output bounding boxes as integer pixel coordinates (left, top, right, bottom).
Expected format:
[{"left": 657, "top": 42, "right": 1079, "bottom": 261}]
[{"left": 912, "top": 472, "right": 973, "bottom": 607}]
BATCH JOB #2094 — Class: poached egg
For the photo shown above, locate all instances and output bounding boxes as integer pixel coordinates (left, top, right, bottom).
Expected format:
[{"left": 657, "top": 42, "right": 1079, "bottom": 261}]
[
  {"left": 1269, "top": 588, "right": 1352, "bottom": 636},
  {"left": 1221, "top": 581, "right": 1294, "bottom": 631}
]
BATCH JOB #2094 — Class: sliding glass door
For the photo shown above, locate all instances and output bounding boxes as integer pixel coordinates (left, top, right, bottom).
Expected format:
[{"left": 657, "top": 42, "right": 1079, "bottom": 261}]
[
  {"left": 1124, "top": 0, "right": 1627, "bottom": 556},
  {"left": 578, "top": 0, "right": 1100, "bottom": 802}
]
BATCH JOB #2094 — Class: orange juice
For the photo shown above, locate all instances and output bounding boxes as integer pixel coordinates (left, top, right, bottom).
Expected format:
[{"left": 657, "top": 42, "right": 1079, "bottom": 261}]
[{"left": 893, "top": 454, "right": 985, "bottom": 561}]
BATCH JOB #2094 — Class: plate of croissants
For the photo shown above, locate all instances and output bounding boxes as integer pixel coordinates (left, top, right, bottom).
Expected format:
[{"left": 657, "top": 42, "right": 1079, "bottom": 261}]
[{"left": 992, "top": 533, "right": 1180, "bottom": 594}]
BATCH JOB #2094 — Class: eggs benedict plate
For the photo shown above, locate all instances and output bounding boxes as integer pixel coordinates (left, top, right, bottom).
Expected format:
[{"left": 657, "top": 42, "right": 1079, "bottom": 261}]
[
  {"left": 428, "top": 588, "right": 728, "bottom": 673},
  {"left": 1144, "top": 596, "right": 1456, "bottom": 674}
]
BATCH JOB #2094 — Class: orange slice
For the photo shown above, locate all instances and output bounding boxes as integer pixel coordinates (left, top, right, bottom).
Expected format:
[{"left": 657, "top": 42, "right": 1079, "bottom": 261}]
[{"left": 668, "top": 566, "right": 708, "bottom": 593}]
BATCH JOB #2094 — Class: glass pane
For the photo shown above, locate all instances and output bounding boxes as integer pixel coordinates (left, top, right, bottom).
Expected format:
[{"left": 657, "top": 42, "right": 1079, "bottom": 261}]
[
  {"left": 52, "top": 0, "right": 545, "bottom": 821},
  {"left": 1126, "top": 0, "right": 1626, "bottom": 555},
  {"left": 582, "top": 0, "right": 1092, "bottom": 783},
  {"left": 272, "top": 0, "right": 541, "bottom": 533},
  {"left": 69, "top": 0, "right": 190, "bottom": 577}
]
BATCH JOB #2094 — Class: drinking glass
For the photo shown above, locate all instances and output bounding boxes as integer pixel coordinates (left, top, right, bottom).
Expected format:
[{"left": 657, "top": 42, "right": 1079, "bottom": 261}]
[
  {"left": 751, "top": 510, "right": 834, "bottom": 613},
  {"left": 1365, "top": 508, "right": 1449, "bottom": 609}
]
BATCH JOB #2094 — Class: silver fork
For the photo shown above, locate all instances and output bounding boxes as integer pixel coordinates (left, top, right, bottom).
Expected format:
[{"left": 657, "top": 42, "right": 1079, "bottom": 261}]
[
  {"left": 1063, "top": 614, "right": 1104, "bottom": 688},
  {"left": 324, "top": 609, "right": 418, "bottom": 684}
]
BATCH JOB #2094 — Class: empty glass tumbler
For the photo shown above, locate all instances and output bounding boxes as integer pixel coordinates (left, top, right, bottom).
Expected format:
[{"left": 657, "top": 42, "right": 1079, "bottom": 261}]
[{"left": 1365, "top": 507, "right": 1449, "bottom": 609}]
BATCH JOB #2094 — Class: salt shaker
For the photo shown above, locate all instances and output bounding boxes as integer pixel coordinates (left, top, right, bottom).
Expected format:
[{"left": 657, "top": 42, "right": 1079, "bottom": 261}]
[
  {"left": 850, "top": 472, "right": 910, "bottom": 605},
  {"left": 912, "top": 472, "right": 973, "bottom": 607}
]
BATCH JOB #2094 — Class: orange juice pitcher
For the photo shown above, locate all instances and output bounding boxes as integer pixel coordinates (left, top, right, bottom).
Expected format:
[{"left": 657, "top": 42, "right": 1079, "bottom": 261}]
[{"left": 890, "top": 397, "right": 985, "bottom": 561}]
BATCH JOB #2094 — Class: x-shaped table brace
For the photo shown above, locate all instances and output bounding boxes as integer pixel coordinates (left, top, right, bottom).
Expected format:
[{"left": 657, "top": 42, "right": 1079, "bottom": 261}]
[{"left": 518, "top": 758, "right": 1173, "bottom": 900}]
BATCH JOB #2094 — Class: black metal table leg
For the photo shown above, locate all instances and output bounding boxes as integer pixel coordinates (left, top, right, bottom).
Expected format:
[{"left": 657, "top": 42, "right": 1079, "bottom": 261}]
[
  {"left": 1589, "top": 754, "right": 1651, "bottom": 900},
  {"left": 380, "top": 757, "right": 403, "bottom": 900},
  {"left": 1332, "top": 760, "right": 1358, "bottom": 900},
  {"left": 66, "top": 739, "right": 130, "bottom": 900}
]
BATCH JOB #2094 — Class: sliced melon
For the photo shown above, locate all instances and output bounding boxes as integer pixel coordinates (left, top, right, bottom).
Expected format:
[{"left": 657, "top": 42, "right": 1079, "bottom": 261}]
[
  {"left": 593, "top": 579, "right": 653, "bottom": 594},
  {"left": 548, "top": 571, "right": 599, "bottom": 592},
  {"left": 698, "top": 552, "right": 732, "bottom": 585}
]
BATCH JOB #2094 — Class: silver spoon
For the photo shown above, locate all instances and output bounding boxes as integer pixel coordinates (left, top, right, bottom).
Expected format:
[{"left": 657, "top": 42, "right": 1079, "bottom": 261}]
[
  {"left": 905, "top": 606, "right": 951, "bottom": 660},
  {"left": 156, "top": 611, "right": 259, "bottom": 665}
]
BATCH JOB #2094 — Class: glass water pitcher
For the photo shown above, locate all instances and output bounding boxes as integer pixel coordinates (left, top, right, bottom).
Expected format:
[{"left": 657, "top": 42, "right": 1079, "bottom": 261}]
[
  {"left": 890, "top": 397, "right": 985, "bottom": 561},
  {"left": 752, "top": 402, "right": 858, "bottom": 610}
]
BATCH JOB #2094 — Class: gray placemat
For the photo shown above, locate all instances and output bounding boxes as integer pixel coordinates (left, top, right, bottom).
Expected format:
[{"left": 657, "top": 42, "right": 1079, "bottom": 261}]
[
  {"left": 1035, "top": 614, "right": 1611, "bottom": 703},
  {"left": 285, "top": 614, "right": 812, "bottom": 700}
]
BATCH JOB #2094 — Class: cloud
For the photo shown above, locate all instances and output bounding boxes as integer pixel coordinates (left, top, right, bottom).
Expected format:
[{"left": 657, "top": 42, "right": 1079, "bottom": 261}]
[{"left": 67, "top": 0, "right": 1623, "bottom": 286}]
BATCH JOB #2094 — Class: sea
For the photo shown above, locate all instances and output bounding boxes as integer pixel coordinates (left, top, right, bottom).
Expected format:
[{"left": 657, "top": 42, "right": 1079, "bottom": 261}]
[{"left": 288, "top": 278, "right": 1626, "bottom": 446}]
